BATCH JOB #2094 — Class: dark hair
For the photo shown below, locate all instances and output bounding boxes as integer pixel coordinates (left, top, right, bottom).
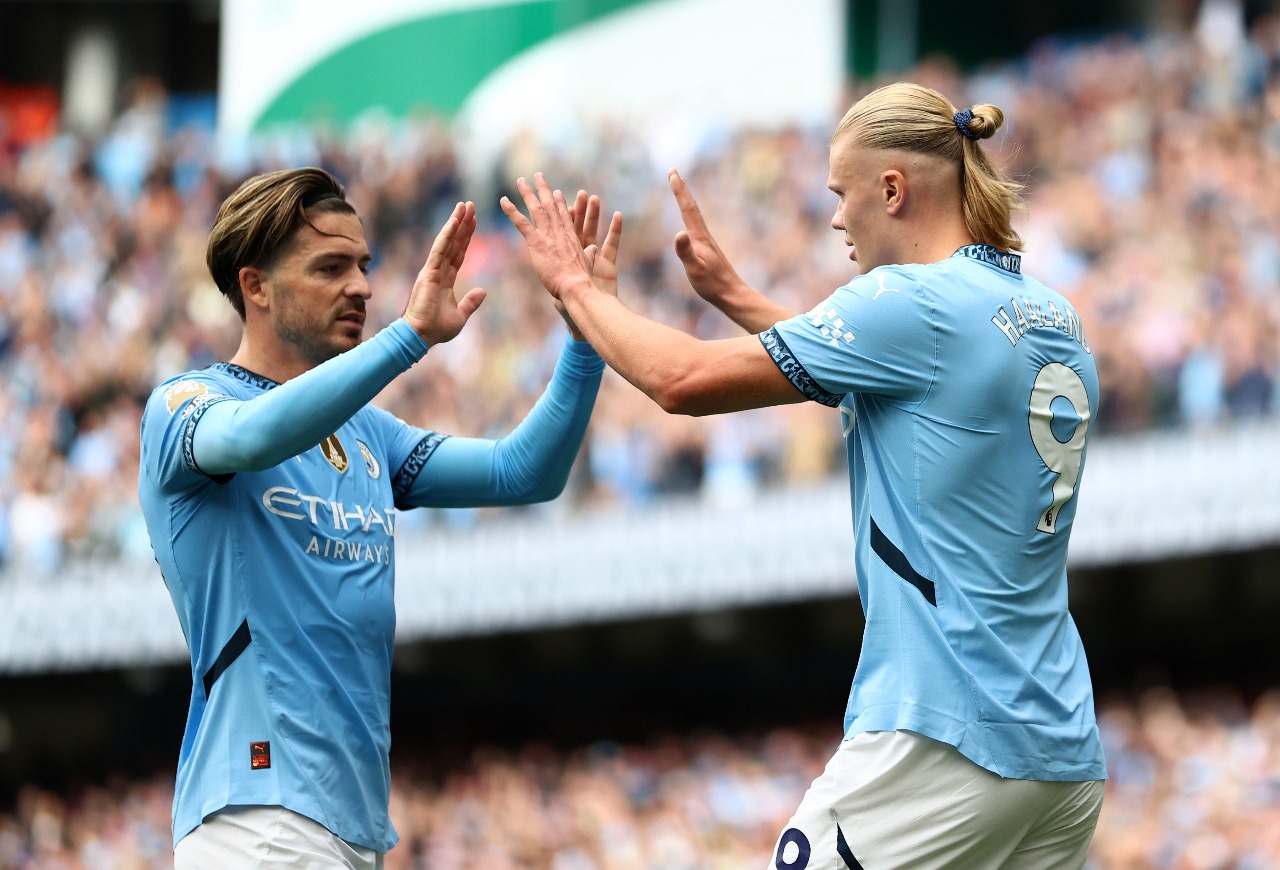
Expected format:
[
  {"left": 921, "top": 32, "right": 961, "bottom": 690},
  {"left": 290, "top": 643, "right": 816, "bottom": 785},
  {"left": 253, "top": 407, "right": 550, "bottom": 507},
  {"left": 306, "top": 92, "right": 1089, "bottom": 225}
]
[{"left": 205, "top": 167, "right": 354, "bottom": 318}]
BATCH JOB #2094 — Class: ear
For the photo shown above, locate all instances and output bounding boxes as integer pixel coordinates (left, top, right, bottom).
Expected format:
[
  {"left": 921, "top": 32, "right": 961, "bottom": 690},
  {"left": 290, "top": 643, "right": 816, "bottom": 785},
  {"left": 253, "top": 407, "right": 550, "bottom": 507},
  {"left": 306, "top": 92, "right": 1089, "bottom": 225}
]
[
  {"left": 882, "top": 169, "right": 906, "bottom": 216},
  {"left": 238, "top": 266, "right": 270, "bottom": 313}
]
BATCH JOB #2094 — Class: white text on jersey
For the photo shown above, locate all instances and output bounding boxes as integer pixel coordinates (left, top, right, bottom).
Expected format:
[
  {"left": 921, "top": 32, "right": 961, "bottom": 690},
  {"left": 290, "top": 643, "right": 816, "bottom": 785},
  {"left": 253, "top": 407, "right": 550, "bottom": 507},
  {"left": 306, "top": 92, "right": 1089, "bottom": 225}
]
[
  {"left": 990, "top": 296, "right": 1090, "bottom": 353},
  {"left": 261, "top": 486, "right": 397, "bottom": 535}
]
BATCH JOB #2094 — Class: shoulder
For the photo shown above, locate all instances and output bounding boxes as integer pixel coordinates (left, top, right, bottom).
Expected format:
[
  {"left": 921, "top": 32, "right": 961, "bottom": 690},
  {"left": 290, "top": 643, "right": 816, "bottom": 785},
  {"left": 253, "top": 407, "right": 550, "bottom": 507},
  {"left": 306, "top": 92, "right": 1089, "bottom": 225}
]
[
  {"left": 142, "top": 367, "right": 257, "bottom": 436},
  {"left": 839, "top": 265, "right": 929, "bottom": 301},
  {"left": 813, "top": 266, "right": 935, "bottom": 330},
  {"left": 147, "top": 369, "right": 229, "bottom": 413}
]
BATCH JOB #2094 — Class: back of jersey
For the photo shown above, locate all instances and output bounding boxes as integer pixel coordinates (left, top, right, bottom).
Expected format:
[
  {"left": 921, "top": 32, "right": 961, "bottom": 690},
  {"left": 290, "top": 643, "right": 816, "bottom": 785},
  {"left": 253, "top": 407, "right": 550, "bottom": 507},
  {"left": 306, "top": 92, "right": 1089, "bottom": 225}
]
[
  {"left": 913, "top": 248, "right": 1097, "bottom": 641},
  {"left": 764, "top": 244, "right": 1105, "bottom": 781}
]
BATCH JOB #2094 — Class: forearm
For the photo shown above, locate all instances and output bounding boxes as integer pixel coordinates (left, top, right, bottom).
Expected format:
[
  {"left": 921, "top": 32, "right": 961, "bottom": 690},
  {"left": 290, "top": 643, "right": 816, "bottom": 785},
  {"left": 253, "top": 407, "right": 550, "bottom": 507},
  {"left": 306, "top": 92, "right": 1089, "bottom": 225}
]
[
  {"left": 711, "top": 281, "right": 799, "bottom": 333},
  {"left": 192, "top": 319, "right": 427, "bottom": 474},
  {"left": 559, "top": 279, "right": 704, "bottom": 411},
  {"left": 400, "top": 338, "right": 604, "bottom": 507}
]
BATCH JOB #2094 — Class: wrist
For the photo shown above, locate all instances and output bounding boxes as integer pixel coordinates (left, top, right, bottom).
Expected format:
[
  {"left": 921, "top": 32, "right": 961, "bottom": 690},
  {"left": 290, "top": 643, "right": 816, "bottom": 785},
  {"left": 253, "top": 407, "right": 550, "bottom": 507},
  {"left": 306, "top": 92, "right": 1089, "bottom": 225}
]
[
  {"left": 559, "top": 274, "right": 598, "bottom": 304},
  {"left": 391, "top": 318, "right": 431, "bottom": 356}
]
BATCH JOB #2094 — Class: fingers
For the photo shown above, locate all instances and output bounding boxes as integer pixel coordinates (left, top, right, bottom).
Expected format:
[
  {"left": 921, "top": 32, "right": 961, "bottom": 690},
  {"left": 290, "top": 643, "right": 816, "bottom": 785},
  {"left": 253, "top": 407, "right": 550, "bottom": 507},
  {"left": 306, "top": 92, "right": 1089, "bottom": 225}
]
[
  {"left": 581, "top": 195, "right": 601, "bottom": 249},
  {"left": 552, "top": 187, "right": 575, "bottom": 231},
  {"left": 532, "top": 172, "right": 562, "bottom": 223},
  {"left": 445, "top": 202, "right": 477, "bottom": 270},
  {"left": 456, "top": 286, "right": 486, "bottom": 320},
  {"left": 500, "top": 194, "right": 532, "bottom": 238},
  {"left": 426, "top": 202, "right": 467, "bottom": 269},
  {"left": 601, "top": 211, "right": 623, "bottom": 263},
  {"left": 570, "top": 189, "right": 588, "bottom": 244},
  {"left": 515, "top": 176, "right": 543, "bottom": 228},
  {"left": 503, "top": 173, "right": 591, "bottom": 265},
  {"left": 538, "top": 176, "right": 580, "bottom": 249},
  {"left": 506, "top": 174, "right": 571, "bottom": 240},
  {"left": 669, "top": 168, "right": 711, "bottom": 235},
  {"left": 674, "top": 229, "right": 694, "bottom": 261}
]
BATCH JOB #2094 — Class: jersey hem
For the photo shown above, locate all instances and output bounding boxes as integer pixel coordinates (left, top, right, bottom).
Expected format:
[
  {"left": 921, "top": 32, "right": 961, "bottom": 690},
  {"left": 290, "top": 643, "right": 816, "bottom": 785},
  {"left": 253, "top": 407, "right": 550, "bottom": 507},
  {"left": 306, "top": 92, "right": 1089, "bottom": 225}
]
[{"left": 845, "top": 704, "right": 1107, "bottom": 782}]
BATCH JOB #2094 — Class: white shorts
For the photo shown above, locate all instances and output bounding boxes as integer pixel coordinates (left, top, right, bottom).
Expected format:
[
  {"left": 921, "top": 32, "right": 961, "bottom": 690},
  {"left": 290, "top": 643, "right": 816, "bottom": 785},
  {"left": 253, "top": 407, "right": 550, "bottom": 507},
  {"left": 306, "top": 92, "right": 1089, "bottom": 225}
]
[
  {"left": 768, "top": 730, "right": 1104, "bottom": 870},
  {"left": 173, "top": 805, "right": 383, "bottom": 870}
]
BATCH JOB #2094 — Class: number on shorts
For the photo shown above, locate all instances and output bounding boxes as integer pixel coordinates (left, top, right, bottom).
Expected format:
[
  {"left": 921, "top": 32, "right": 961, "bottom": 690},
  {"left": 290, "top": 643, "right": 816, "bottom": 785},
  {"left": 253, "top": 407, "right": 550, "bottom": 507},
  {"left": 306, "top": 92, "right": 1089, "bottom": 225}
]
[
  {"left": 1028, "top": 362, "right": 1090, "bottom": 535},
  {"left": 774, "top": 828, "right": 811, "bottom": 869}
]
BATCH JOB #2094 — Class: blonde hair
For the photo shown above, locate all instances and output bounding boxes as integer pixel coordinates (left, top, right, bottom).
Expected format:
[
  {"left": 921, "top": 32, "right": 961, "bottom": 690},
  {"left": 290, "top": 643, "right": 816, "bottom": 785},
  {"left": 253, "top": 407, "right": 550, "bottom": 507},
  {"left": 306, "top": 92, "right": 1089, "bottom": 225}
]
[
  {"left": 206, "top": 167, "right": 353, "bottom": 318},
  {"left": 833, "top": 82, "right": 1024, "bottom": 251}
]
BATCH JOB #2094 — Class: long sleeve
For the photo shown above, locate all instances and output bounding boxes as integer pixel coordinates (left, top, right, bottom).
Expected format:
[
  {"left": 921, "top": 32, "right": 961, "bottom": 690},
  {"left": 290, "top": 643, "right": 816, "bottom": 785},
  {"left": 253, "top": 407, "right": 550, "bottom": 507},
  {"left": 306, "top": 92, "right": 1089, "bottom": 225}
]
[
  {"left": 191, "top": 319, "right": 428, "bottom": 476},
  {"left": 397, "top": 338, "right": 604, "bottom": 508}
]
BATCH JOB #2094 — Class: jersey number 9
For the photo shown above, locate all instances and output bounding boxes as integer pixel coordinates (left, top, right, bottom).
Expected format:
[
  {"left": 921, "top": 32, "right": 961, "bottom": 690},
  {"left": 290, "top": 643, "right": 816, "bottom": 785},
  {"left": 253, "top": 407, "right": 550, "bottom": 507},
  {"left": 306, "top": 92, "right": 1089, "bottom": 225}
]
[{"left": 1028, "top": 362, "right": 1091, "bottom": 535}]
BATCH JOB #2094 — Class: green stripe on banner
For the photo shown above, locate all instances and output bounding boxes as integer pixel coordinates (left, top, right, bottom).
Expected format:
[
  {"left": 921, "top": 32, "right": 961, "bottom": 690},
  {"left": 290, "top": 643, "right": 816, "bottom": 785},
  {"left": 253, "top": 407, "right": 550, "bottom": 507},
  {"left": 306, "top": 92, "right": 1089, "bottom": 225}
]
[{"left": 253, "top": 0, "right": 648, "bottom": 130}]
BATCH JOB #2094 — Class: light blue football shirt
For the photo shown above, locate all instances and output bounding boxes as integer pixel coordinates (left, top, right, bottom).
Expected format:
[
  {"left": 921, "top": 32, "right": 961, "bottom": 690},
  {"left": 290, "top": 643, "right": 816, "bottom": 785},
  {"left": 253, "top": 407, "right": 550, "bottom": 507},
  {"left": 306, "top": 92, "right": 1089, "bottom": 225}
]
[
  {"left": 762, "top": 244, "right": 1105, "bottom": 781},
  {"left": 139, "top": 321, "right": 603, "bottom": 851}
]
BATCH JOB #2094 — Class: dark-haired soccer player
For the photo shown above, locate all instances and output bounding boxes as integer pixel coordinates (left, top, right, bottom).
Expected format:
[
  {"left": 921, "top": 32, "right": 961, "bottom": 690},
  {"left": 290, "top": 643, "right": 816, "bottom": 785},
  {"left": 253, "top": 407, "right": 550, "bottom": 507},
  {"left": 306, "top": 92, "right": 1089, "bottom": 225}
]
[
  {"left": 506, "top": 83, "right": 1105, "bottom": 869},
  {"left": 140, "top": 168, "right": 614, "bottom": 868}
]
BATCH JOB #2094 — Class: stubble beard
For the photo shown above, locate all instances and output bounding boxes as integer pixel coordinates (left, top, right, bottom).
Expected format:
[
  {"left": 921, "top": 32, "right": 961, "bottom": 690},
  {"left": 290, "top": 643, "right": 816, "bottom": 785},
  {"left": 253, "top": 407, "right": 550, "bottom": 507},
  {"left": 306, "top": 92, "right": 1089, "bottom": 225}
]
[{"left": 274, "top": 297, "right": 351, "bottom": 368}]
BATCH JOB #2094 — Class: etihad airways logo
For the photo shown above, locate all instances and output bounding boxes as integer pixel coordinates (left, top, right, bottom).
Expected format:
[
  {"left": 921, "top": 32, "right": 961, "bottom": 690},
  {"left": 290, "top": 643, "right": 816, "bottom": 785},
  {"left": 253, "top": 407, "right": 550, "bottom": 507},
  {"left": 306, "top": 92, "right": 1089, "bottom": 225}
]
[{"left": 261, "top": 486, "right": 397, "bottom": 535}]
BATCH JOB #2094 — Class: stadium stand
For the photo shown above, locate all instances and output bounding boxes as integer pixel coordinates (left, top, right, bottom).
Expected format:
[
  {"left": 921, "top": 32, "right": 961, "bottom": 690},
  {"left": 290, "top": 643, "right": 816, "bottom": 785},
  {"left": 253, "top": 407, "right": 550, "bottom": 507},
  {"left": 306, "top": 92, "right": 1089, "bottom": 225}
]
[
  {"left": 1, "top": 690, "right": 1279, "bottom": 868},
  {"left": 0, "top": 9, "right": 1279, "bottom": 870},
  {"left": 0, "top": 23, "right": 1277, "bottom": 576}
]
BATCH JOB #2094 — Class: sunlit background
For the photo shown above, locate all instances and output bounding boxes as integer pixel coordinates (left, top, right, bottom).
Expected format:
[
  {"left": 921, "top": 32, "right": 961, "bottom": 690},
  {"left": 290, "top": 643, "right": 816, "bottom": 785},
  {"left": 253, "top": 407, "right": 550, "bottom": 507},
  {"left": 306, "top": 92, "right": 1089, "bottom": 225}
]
[{"left": 0, "top": 0, "right": 1278, "bottom": 866}]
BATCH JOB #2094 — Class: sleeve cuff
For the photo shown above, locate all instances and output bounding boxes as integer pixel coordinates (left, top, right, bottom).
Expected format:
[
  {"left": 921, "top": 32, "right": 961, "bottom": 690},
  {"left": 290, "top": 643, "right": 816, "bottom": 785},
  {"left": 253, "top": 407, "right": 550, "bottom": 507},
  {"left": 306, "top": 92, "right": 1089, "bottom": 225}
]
[
  {"left": 560, "top": 336, "right": 605, "bottom": 374},
  {"left": 388, "top": 318, "right": 430, "bottom": 361}
]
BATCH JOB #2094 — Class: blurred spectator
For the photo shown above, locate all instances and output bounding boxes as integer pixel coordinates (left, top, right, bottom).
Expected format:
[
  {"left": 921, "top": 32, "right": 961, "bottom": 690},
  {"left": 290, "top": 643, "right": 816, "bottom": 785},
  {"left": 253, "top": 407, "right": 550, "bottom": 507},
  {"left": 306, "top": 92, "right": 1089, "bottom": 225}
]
[
  {"left": 0, "top": 19, "right": 1279, "bottom": 574},
  {"left": 1, "top": 687, "right": 1278, "bottom": 868}
]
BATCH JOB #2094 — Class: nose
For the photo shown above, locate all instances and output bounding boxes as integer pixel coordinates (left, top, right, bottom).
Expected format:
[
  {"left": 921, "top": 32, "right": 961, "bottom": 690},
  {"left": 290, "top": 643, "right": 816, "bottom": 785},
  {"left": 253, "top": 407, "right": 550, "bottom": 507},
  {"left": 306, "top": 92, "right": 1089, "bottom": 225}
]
[
  {"left": 831, "top": 206, "right": 844, "bottom": 232},
  {"left": 349, "top": 271, "right": 372, "bottom": 299}
]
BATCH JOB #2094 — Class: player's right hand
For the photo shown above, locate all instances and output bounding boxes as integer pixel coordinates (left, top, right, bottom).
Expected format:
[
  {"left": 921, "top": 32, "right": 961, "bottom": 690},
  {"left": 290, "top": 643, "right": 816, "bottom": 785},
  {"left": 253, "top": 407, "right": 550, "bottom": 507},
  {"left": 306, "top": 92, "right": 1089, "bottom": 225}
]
[
  {"left": 669, "top": 168, "right": 748, "bottom": 306},
  {"left": 556, "top": 190, "right": 624, "bottom": 340},
  {"left": 568, "top": 189, "right": 624, "bottom": 298},
  {"left": 403, "top": 201, "right": 487, "bottom": 346}
]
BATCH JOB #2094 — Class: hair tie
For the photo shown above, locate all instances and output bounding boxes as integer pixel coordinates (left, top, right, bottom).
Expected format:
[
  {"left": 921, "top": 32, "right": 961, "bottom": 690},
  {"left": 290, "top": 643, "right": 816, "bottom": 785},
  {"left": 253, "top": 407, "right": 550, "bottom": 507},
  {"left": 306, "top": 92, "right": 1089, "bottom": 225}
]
[{"left": 954, "top": 108, "right": 978, "bottom": 140}]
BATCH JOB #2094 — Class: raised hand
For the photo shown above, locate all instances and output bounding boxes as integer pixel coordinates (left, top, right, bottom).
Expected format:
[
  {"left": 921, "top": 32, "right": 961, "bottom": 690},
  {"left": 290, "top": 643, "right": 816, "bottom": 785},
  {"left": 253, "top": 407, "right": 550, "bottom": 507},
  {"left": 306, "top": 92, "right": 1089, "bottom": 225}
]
[
  {"left": 555, "top": 189, "right": 624, "bottom": 341},
  {"left": 403, "top": 201, "right": 487, "bottom": 346},
  {"left": 501, "top": 174, "right": 598, "bottom": 302},
  {"left": 669, "top": 168, "right": 748, "bottom": 304},
  {"left": 568, "top": 188, "right": 623, "bottom": 298},
  {"left": 669, "top": 169, "right": 794, "bottom": 333}
]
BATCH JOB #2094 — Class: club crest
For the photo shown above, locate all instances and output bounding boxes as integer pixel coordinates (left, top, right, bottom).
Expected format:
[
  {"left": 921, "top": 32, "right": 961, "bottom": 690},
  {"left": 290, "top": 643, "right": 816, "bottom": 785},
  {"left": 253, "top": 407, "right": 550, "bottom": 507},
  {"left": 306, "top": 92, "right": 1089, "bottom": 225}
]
[
  {"left": 357, "top": 440, "right": 380, "bottom": 479},
  {"left": 320, "top": 434, "right": 348, "bottom": 473}
]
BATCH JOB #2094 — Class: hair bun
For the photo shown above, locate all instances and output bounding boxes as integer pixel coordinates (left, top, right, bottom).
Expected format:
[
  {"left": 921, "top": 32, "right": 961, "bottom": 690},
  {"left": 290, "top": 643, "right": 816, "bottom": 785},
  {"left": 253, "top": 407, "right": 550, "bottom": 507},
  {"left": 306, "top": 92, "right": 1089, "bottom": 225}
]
[{"left": 965, "top": 104, "right": 1005, "bottom": 140}]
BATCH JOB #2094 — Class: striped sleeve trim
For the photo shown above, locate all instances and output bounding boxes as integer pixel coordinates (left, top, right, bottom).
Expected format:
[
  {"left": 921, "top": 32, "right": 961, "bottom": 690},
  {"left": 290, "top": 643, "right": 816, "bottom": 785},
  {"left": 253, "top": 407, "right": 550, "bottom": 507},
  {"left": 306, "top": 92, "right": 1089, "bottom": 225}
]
[
  {"left": 180, "top": 393, "right": 237, "bottom": 481},
  {"left": 391, "top": 431, "right": 449, "bottom": 508},
  {"left": 759, "top": 327, "right": 844, "bottom": 407}
]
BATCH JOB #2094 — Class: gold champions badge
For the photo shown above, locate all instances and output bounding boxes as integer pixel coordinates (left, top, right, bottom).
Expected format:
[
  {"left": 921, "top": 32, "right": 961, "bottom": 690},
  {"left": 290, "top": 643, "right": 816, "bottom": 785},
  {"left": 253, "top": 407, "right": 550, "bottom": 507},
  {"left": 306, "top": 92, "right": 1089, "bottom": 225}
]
[
  {"left": 320, "top": 434, "right": 348, "bottom": 473},
  {"left": 164, "top": 380, "right": 208, "bottom": 414}
]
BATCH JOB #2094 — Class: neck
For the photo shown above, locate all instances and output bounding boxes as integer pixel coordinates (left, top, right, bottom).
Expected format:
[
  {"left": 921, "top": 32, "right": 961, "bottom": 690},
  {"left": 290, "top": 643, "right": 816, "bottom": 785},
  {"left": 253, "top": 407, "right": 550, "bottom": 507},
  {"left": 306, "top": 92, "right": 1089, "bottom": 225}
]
[
  {"left": 228, "top": 330, "right": 316, "bottom": 384},
  {"left": 888, "top": 215, "right": 975, "bottom": 267}
]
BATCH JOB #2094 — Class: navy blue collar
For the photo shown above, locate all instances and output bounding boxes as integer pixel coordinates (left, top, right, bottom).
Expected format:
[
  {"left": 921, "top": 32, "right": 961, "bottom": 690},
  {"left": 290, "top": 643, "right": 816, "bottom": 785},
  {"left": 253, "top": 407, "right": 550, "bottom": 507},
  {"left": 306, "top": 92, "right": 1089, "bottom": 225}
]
[
  {"left": 953, "top": 244, "right": 1021, "bottom": 275},
  {"left": 208, "top": 362, "right": 279, "bottom": 391}
]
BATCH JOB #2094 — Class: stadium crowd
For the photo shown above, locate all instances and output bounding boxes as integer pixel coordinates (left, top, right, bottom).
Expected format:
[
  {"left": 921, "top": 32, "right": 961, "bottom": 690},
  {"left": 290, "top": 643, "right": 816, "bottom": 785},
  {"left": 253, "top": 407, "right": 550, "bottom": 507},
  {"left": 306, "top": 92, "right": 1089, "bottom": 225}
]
[
  {"left": 0, "top": 687, "right": 1277, "bottom": 868},
  {"left": 0, "top": 18, "right": 1278, "bottom": 573}
]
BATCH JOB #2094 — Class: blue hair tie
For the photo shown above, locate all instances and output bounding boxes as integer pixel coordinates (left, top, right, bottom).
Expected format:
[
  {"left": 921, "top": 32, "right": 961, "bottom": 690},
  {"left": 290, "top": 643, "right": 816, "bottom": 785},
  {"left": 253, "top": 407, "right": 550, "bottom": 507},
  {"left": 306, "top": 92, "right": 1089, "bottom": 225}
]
[{"left": 954, "top": 108, "right": 978, "bottom": 140}]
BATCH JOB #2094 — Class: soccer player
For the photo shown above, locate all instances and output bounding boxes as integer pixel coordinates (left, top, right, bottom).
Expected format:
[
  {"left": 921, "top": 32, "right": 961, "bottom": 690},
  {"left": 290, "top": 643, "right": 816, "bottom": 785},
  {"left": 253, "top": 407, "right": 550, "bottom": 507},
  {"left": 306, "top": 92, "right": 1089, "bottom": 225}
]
[
  {"left": 503, "top": 83, "right": 1106, "bottom": 868},
  {"left": 139, "top": 167, "right": 613, "bottom": 868}
]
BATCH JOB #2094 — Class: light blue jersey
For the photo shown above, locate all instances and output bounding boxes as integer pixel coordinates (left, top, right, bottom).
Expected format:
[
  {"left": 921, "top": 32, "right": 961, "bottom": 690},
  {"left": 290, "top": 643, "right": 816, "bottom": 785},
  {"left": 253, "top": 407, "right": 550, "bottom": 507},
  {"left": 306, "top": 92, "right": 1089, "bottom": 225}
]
[
  {"left": 139, "top": 320, "right": 603, "bottom": 851},
  {"left": 762, "top": 245, "right": 1105, "bottom": 782}
]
